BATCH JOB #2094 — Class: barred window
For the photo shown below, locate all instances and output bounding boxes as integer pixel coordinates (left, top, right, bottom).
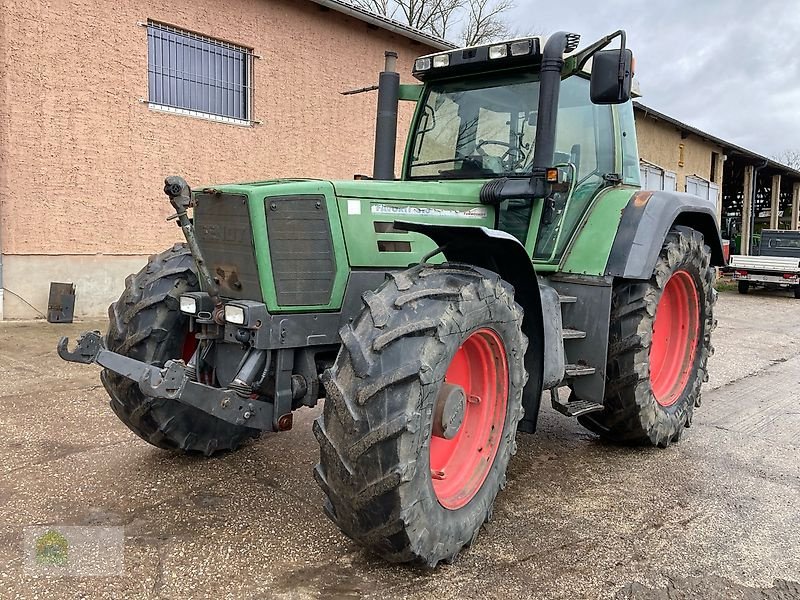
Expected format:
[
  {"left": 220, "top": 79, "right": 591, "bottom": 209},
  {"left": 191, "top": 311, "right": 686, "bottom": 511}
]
[{"left": 147, "top": 22, "right": 253, "bottom": 124}]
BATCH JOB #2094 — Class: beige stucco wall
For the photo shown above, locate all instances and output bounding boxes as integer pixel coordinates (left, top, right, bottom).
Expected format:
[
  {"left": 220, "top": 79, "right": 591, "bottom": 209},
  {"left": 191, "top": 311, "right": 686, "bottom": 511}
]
[
  {"left": 0, "top": 0, "right": 433, "bottom": 318},
  {"left": 634, "top": 111, "right": 725, "bottom": 191},
  {"left": 2, "top": 254, "right": 150, "bottom": 319}
]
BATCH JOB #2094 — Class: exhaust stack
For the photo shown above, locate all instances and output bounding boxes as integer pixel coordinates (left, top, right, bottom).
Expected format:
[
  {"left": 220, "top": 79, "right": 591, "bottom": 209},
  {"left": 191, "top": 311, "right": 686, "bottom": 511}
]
[{"left": 372, "top": 51, "right": 400, "bottom": 180}]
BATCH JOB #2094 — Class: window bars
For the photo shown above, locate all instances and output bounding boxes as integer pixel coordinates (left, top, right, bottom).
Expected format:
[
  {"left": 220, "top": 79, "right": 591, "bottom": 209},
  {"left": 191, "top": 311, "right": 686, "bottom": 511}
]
[{"left": 146, "top": 22, "right": 254, "bottom": 124}]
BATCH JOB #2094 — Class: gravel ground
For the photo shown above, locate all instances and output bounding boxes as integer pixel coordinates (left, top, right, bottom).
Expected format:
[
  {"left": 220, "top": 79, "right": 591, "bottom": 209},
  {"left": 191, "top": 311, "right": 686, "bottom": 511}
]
[{"left": 0, "top": 288, "right": 798, "bottom": 599}]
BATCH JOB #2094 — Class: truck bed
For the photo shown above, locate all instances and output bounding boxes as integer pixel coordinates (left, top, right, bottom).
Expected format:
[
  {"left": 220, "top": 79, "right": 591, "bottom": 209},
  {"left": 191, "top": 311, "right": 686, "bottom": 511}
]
[{"left": 728, "top": 255, "right": 800, "bottom": 273}]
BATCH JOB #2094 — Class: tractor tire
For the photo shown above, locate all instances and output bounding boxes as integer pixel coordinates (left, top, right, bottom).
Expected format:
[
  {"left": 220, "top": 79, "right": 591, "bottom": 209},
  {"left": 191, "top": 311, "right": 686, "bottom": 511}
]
[
  {"left": 738, "top": 280, "right": 749, "bottom": 294},
  {"left": 314, "top": 264, "right": 527, "bottom": 567},
  {"left": 102, "top": 243, "right": 258, "bottom": 455},
  {"left": 578, "top": 226, "right": 716, "bottom": 447}
]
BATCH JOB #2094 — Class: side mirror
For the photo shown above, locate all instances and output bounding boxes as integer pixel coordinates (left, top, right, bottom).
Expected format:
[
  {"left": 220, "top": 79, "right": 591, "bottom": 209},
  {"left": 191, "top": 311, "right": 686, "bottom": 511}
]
[{"left": 590, "top": 49, "right": 634, "bottom": 104}]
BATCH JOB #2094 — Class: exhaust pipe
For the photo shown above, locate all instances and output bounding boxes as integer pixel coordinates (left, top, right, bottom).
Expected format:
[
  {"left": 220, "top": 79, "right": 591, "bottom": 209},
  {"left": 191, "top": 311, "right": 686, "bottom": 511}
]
[{"left": 372, "top": 51, "right": 400, "bottom": 180}]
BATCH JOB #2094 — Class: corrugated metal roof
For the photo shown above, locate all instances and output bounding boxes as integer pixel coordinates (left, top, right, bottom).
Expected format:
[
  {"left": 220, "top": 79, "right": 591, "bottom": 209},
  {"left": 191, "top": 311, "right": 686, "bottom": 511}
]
[
  {"left": 307, "top": 0, "right": 456, "bottom": 51},
  {"left": 634, "top": 101, "right": 800, "bottom": 179}
]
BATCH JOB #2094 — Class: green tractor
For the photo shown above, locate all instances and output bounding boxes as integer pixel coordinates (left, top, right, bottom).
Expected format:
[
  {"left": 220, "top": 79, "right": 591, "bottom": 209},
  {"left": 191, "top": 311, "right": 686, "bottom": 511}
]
[{"left": 59, "top": 30, "right": 722, "bottom": 567}]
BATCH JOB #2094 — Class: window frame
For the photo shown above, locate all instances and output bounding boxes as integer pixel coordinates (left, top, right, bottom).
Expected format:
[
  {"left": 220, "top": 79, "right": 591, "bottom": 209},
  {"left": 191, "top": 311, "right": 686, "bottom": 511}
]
[{"left": 145, "top": 21, "right": 255, "bottom": 126}]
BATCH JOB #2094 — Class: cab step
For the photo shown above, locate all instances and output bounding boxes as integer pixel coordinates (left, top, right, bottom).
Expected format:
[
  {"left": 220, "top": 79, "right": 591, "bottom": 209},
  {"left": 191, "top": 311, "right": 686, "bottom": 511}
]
[
  {"left": 565, "top": 363, "right": 596, "bottom": 377},
  {"left": 562, "top": 328, "right": 586, "bottom": 340},
  {"left": 558, "top": 294, "right": 577, "bottom": 304},
  {"left": 550, "top": 389, "right": 604, "bottom": 417}
]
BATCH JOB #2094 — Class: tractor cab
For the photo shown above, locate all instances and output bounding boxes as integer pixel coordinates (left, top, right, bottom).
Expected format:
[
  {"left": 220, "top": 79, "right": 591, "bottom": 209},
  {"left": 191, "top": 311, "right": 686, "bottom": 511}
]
[{"left": 394, "top": 33, "right": 640, "bottom": 262}]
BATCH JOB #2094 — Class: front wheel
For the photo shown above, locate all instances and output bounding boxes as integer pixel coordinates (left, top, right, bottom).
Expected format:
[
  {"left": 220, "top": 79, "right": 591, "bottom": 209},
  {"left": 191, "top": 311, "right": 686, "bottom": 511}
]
[
  {"left": 314, "top": 264, "right": 527, "bottom": 566},
  {"left": 103, "top": 244, "right": 258, "bottom": 455},
  {"left": 578, "top": 227, "right": 716, "bottom": 447}
]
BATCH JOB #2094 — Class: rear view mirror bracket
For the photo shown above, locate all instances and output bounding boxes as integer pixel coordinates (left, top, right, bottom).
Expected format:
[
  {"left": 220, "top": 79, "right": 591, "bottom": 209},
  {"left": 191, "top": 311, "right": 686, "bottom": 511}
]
[{"left": 572, "top": 30, "right": 634, "bottom": 105}]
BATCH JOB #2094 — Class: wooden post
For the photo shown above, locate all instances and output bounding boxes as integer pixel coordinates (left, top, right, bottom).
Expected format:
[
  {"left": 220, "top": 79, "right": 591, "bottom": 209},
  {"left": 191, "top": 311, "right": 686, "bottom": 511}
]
[
  {"left": 714, "top": 153, "right": 724, "bottom": 227},
  {"left": 742, "top": 165, "right": 754, "bottom": 254},
  {"left": 792, "top": 181, "right": 800, "bottom": 230},
  {"left": 770, "top": 174, "right": 781, "bottom": 229}
]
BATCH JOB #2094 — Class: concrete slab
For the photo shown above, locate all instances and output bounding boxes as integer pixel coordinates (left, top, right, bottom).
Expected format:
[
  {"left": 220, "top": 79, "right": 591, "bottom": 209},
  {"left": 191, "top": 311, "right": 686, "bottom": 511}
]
[{"left": 0, "top": 290, "right": 798, "bottom": 598}]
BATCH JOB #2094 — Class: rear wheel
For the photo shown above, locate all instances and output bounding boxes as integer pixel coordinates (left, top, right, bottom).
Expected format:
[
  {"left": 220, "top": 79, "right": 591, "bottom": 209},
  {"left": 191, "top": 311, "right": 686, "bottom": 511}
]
[
  {"left": 103, "top": 243, "right": 258, "bottom": 455},
  {"left": 794, "top": 285, "right": 800, "bottom": 299},
  {"left": 738, "top": 280, "right": 749, "bottom": 294},
  {"left": 314, "top": 264, "right": 527, "bottom": 566},
  {"left": 578, "top": 227, "right": 716, "bottom": 446}
]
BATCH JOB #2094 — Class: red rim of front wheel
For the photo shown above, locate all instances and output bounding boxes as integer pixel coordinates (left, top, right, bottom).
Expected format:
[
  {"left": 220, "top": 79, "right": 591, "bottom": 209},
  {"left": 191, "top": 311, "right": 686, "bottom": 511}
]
[
  {"left": 429, "top": 328, "right": 509, "bottom": 510},
  {"left": 650, "top": 270, "right": 700, "bottom": 407},
  {"left": 181, "top": 327, "right": 198, "bottom": 363}
]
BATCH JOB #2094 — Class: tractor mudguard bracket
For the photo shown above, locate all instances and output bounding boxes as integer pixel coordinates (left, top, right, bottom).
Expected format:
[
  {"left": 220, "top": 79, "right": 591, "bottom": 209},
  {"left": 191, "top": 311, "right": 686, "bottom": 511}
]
[{"left": 57, "top": 333, "right": 274, "bottom": 430}]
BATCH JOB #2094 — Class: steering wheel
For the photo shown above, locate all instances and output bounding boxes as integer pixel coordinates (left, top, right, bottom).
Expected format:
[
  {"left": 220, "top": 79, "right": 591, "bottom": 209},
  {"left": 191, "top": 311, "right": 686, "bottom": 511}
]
[{"left": 476, "top": 139, "right": 524, "bottom": 172}]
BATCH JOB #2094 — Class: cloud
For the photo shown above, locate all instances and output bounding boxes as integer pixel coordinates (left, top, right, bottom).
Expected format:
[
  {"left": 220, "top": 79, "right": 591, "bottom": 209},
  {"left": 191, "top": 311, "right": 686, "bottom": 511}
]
[{"left": 509, "top": 0, "right": 800, "bottom": 157}]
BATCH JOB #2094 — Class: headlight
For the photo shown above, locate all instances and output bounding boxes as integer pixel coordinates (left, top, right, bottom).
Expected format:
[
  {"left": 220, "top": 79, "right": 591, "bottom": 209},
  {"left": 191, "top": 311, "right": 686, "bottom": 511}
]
[
  {"left": 179, "top": 295, "right": 197, "bottom": 315},
  {"left": 510, "top": 40, "right": 532, "bottom": 56},
  {"left": 432, "top": 54, "right": 450, "bottom": 68},
  {"left": 414, "top": 57, "right": 431, "bottom": 71},
  {"left": 489, "top": 44, "right": 508, "bottom": 59},
  {"left": 224, "top": 304, "right": 246, "bottom": 325}
]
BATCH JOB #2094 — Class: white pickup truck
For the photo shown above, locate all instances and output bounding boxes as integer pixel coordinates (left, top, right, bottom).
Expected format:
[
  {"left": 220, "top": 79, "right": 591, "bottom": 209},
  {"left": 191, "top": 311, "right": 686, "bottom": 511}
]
[{"left": 728, "top": 230, "right": 800, "bottom": 298}]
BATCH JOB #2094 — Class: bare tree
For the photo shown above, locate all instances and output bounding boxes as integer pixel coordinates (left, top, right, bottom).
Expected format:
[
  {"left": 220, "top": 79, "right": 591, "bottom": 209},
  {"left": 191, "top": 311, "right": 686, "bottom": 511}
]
[
  {"left": 460, "top": 0, "right": 513, "bottom": 46},
  {"left": 774, "top": 149, "right": 800, "bottom": 170},
  {"left": 348, "top": 0, "right": 514, "bottom": 46}
]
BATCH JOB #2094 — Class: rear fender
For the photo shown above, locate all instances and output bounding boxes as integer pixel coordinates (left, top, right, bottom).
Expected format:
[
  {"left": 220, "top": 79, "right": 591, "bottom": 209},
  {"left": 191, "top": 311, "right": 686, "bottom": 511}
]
[
  {"left": 606, "top": 191, "right": 726, "bottom": 279},
  {"left": 395, "top": 222, "right": 546, "bottom": 433}
]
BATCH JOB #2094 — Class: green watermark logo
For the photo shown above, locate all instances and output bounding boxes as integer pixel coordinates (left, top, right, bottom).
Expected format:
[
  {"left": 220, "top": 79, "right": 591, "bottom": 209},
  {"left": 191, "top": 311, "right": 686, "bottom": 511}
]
[
  {"left": 24, "top": 525, "right": 124, "bottom": 576},
  {"left": 35, "top": 529, "right": 69, "bottom": 566}
]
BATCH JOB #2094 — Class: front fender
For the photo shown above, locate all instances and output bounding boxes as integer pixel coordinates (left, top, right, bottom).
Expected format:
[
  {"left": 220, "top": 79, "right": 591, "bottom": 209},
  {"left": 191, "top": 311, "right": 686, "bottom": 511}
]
[
  {"left": 606, "top": 190, "right": 726, "bottom": 279},
  {"left": 395, "top": 222, "right": 545, "bottom": 432}
]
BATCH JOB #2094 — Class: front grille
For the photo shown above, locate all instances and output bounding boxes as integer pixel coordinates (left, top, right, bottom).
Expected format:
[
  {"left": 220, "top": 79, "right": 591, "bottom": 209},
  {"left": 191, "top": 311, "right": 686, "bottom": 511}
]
[
  {"left": 194, "top": 192, "right": 262, "bottom": 301},
  {"left": 265, "top": 195, "right": 336, "bottom": 306}
]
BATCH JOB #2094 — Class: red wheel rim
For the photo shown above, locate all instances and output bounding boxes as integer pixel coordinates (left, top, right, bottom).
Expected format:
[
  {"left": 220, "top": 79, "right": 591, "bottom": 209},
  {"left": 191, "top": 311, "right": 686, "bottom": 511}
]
[
  {"left": 650, "top": 270, "right": 700, "bottom": 407},
  {"left": 181, "top": 327, "right": 198, "bottom": 363},
  {"left": 429, "top": 328, "right": 509, "bottom": 510}
]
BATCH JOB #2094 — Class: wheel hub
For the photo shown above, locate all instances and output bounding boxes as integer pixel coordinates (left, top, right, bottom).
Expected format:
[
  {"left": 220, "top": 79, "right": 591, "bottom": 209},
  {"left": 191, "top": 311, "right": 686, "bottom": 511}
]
[
  {"left": 429, "top": 328, "right": 509, "bottom": 510},
  {"left": 432, "top": 383, "right": 466, "bottom": 440}
]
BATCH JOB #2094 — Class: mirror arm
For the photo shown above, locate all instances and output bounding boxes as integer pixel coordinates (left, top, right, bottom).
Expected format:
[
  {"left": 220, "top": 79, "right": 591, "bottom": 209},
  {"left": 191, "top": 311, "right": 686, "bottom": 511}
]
[{"left": 574, "top": 29, "right": 626, "bottom": 72}]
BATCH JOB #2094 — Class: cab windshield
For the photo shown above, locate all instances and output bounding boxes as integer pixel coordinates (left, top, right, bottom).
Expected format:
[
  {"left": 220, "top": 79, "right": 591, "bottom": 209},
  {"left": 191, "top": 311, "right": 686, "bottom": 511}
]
[{"left": 407, "top": 73, "right": 540, "bottom": 179}]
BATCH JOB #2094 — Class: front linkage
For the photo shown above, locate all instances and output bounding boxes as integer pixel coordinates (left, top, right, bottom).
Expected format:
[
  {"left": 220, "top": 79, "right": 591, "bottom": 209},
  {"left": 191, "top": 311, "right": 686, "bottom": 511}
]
[
  {"left": 57, "top": 331, "right": 272, "bottom": 430},
  {"left": 58, "top": 177, "right": 290, "bottom": 433}
]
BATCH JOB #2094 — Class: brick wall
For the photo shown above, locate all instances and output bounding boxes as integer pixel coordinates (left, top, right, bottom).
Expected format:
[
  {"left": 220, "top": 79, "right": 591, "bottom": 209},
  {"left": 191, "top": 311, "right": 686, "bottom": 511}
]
[{"left": 0, "top": 0, "right": 431, "bottom": 257}]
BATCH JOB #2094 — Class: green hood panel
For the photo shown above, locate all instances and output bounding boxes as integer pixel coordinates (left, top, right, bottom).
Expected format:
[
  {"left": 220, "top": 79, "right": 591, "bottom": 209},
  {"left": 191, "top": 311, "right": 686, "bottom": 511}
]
[
  {"left": 204, "top": 178, "right": 489, "bottom": 203},
  {"left": 192, "top": 177, "right": 635, "bottom": 312},
  {"left": 331, "top": 179, "right": 487, "bottom": 203},
  {"left": 331, "top": 180, "right": 495, "bottom": 269}
]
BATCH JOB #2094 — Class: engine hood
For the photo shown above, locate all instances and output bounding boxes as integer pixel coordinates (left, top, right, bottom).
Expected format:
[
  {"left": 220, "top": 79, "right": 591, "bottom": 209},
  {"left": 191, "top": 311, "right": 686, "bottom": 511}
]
[{"left": 331, "top": 179, "right": 487, "bottom": 204}]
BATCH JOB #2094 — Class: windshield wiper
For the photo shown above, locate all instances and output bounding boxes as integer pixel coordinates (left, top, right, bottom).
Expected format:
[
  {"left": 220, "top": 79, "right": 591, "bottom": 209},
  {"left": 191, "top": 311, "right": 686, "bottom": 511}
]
[{"left": 409, "top": 158, "right": 460, "bottom": 169}]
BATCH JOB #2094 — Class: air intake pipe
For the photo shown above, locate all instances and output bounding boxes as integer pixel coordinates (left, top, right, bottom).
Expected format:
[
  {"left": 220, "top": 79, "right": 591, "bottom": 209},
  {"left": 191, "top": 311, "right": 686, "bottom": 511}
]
[{"left": 480, "top": 32, "right": 580, "bottom": 204}]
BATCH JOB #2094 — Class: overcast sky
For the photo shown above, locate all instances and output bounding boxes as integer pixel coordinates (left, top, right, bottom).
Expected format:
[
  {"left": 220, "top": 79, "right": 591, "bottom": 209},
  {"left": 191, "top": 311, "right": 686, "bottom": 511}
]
[{"left": 508, "top": 0, "right": 800, "bottom": 160}]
